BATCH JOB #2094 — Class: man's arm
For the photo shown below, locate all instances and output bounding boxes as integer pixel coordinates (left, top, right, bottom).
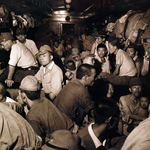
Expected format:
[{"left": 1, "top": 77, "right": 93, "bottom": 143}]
[
  {"left": 113, "top": 64, "right": 121, "bottom": 75},
  {"left": 91, "top": 42, "right": 96, "bottom": 54},
  {"left": 5, "top": 65, "right": 15, "bottom": 87},
  {"left": 49, "top": 92, "right": 56, "bottom": 101},
  {"left": 129, "top": 113, "right": 144, "bottom": 121}
]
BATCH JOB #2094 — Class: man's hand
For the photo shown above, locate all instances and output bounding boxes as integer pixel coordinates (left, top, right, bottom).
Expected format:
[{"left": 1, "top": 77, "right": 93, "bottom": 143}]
[
  {"left": 98, "top": 72, "right": 108, "bottom": 79},
  {"left": 5, "top": 79, "right": 14, "bottom": 87}
]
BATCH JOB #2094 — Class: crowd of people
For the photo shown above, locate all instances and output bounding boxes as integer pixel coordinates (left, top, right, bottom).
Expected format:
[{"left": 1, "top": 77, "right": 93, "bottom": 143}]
[{"left": 0, "top": 25, "right": 150, "bottom": 150}]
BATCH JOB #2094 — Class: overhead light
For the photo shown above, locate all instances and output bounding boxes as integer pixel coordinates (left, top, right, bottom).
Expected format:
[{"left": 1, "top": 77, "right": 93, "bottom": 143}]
[
  {"left": 53, "top": 10, "right": 67, "bottom": 15},
  {"left": 65, "top": 0, "right": 72, "bottom": 4},
  {"left": 66, "top": 4, "right": 71, "bottom": 9}
]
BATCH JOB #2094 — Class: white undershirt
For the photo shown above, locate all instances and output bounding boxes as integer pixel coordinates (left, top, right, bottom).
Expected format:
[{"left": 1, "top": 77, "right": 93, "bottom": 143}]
[{"left": 88, "top": 122, "right": 106, "bottom": 148}]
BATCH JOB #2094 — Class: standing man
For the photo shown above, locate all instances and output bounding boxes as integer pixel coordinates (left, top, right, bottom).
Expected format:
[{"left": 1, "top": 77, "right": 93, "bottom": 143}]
[
  {"left": 0, "top": 31, "right": 39, "bottom": 87},
  {"left": 15, "top": 27, "right": 38, "bottom": 56},
  {"left": 54, "top": 64, "right": 96, "bottom": 128}
]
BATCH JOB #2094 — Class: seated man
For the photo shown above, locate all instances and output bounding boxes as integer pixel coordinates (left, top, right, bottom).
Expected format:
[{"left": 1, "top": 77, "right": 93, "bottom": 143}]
[
  {"left": 78, "top": 97, "right": 126, "bottom": 150},
  {"left": 0, "top": 31, "right": 39, "bottom": 88},
  {"left": 15, "top": 27, "right": 38, "bottom": 57},
  {"left": 18, "top": 75, "right": 73, "bottom": 143},
  {"left": 54, "top": 64, "right": 96, "bottom": 128},
  {"left": 64, "top": 60, "right": 76, "bottom": 84},
  {"left": 127, "top": 94, "right": 149, "bottom": 133},
  {"left": 0, "top": 102, "right": 42, "bottom": 149},
  {"left": 35, "top": 45, "right": 63, "bottom": 101},
  {"left": 118, "top": 78, "right": 144, "bottom": 136}
]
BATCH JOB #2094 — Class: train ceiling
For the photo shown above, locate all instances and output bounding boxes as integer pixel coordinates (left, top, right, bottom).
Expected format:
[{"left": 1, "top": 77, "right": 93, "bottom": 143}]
[{"left": 1, "top": 0, "right": 150, "bottom": 19}]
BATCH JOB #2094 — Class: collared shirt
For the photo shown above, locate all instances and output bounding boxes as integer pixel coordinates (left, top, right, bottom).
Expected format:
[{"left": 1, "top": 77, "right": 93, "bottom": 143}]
[
  {"left": 35, "top": 61, "right": 63, "bottom": 96},
  {"left": 119, "top": 94, "right": 140, "bottom": 136},
  {"left": 43, "top": 61, "right": 54, "bottom": 74},
  {"left": 26, "top": 97, "right": 73, "bottom": 142},
  {"left": 119, "top": 94, "right": 140, "bottom": 123},
  {"left": 54, "top": 79, "right": 94, "bottom": 124},
  {"left": 6, "top": 96, "right": 17, "bottom": 103},
  {"left": 9, "top": 41, "right": 37, "bottom": 68},
  {"left": 116, "top": 49, "right": 137, "bottom": 76},
  {"left": 23, "top": 39, "right": 39, "bottom": 56},
  {"left": 88, "top": 122, "right": 103, "bottom": 148}
]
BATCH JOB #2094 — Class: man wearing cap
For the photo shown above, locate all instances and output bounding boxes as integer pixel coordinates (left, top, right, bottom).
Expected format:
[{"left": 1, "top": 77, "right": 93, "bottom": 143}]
[
  {"left": 41, "top": 130, "right": 84, "bottom": 150},
  {"left": 118, "top": 78, "right": 144, "bottom": 136},
  {"left": 54, "top": 64, "right": 96, "bottom": 128},
  {"left": 15, "top": 27, "right": 38, "bottom": 56},
  {"left": 0, "top": 31, "right": 39, "bottom": 87},
  {"left": 35, "top": 45, "right": 63, "bottom": 101},
  {"left": 0, "top": 32, "right": 14, "bottom": 70},
  {"left": 18, "top": 75, "right": 73, "bottom": 143}
]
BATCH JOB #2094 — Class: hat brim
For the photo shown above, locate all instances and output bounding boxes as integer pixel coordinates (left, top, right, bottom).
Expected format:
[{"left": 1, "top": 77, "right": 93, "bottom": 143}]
[
  {"left": 41, "top": 143, "right": 68, "bottom": 150},
  {"left": 41, "top": 144, "right": 56, "bottom": 150},
  {"left": 37, "top": 50, "right": 52, "bottom": 56}
]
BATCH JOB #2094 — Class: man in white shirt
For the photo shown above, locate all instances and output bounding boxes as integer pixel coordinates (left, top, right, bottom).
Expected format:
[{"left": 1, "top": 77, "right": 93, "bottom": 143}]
[
  {"left": 121, "top": 117, "right": 150, "bottom": 150},
  {"left": 15, "top": 28, "right": 38, "bottom": 56},
  {"left": 0, "top": 31, "right": 39, "bottom": 88}
]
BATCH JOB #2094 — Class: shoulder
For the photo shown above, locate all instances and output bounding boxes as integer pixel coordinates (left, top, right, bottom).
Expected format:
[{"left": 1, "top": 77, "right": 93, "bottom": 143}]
[
  {"left": 52, "top": 63, "right": 63, "bottom": 73},
  {"left": 120, "top": 94, "right": 130, "bottom": 101},
  {"left": 117, "top": 49, "right": 124, "bottom": 55},
  {"left": 26, "top": 39, "right": 35, "bottom": 43},
  {"left": 78, "top": 126, "right": 89, "bottom": 138},
  {"left": 78, "top": 126, "right": 95, "bottom": 150},
  {"left": 11, "top": 43, "right": 20, "bottom": 49}
]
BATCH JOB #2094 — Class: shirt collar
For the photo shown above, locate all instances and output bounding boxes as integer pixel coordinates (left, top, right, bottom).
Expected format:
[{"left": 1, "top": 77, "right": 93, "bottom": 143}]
[
  {"left": 88, "top": 122, "right": 103, "bottom": 148},
  {"left": 43, "top": 61, "right": 54, "bottom": 73},
  {"left": 129, "top": 94, "right": 138, "bottom": 101},
  {"left": 48, "top": 61, "right": 54, "bottom": 70},
  {"left": 129, "top": 94, "right": 139, "bottom": 104}
]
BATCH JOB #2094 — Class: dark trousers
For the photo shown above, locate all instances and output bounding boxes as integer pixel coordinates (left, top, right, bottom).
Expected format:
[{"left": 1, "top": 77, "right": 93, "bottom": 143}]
[{"left": 0, "top": 66, "right": 39, "bottom": 88}]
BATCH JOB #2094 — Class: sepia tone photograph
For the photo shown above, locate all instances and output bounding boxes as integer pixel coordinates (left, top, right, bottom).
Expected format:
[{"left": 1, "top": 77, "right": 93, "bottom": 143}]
[{"left": 0, "top": 0, "right": 150, "bottom": 149}]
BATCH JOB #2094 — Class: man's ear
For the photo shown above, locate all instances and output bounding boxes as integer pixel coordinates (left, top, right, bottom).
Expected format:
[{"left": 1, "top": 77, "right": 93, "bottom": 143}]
[
  {"left": 105, "top": 116, "right": 112, "bottom": 124},
  {"left": 21, "top": 92, "right": 27, "bottom": 102},
  {"left": 50, "top": 55, "right": 53, "bottom": 60},
  {"left": 83, "top": 75, "right": 88, "bottom": 82},
  {"left": 129, "top": 87, "right": 132, "bottom": 93}
]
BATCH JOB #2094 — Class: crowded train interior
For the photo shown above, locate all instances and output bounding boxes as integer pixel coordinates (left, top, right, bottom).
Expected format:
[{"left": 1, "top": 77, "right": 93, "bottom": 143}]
[{"left": 0, "top": 0, "right": 150, "bottom": 149}]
